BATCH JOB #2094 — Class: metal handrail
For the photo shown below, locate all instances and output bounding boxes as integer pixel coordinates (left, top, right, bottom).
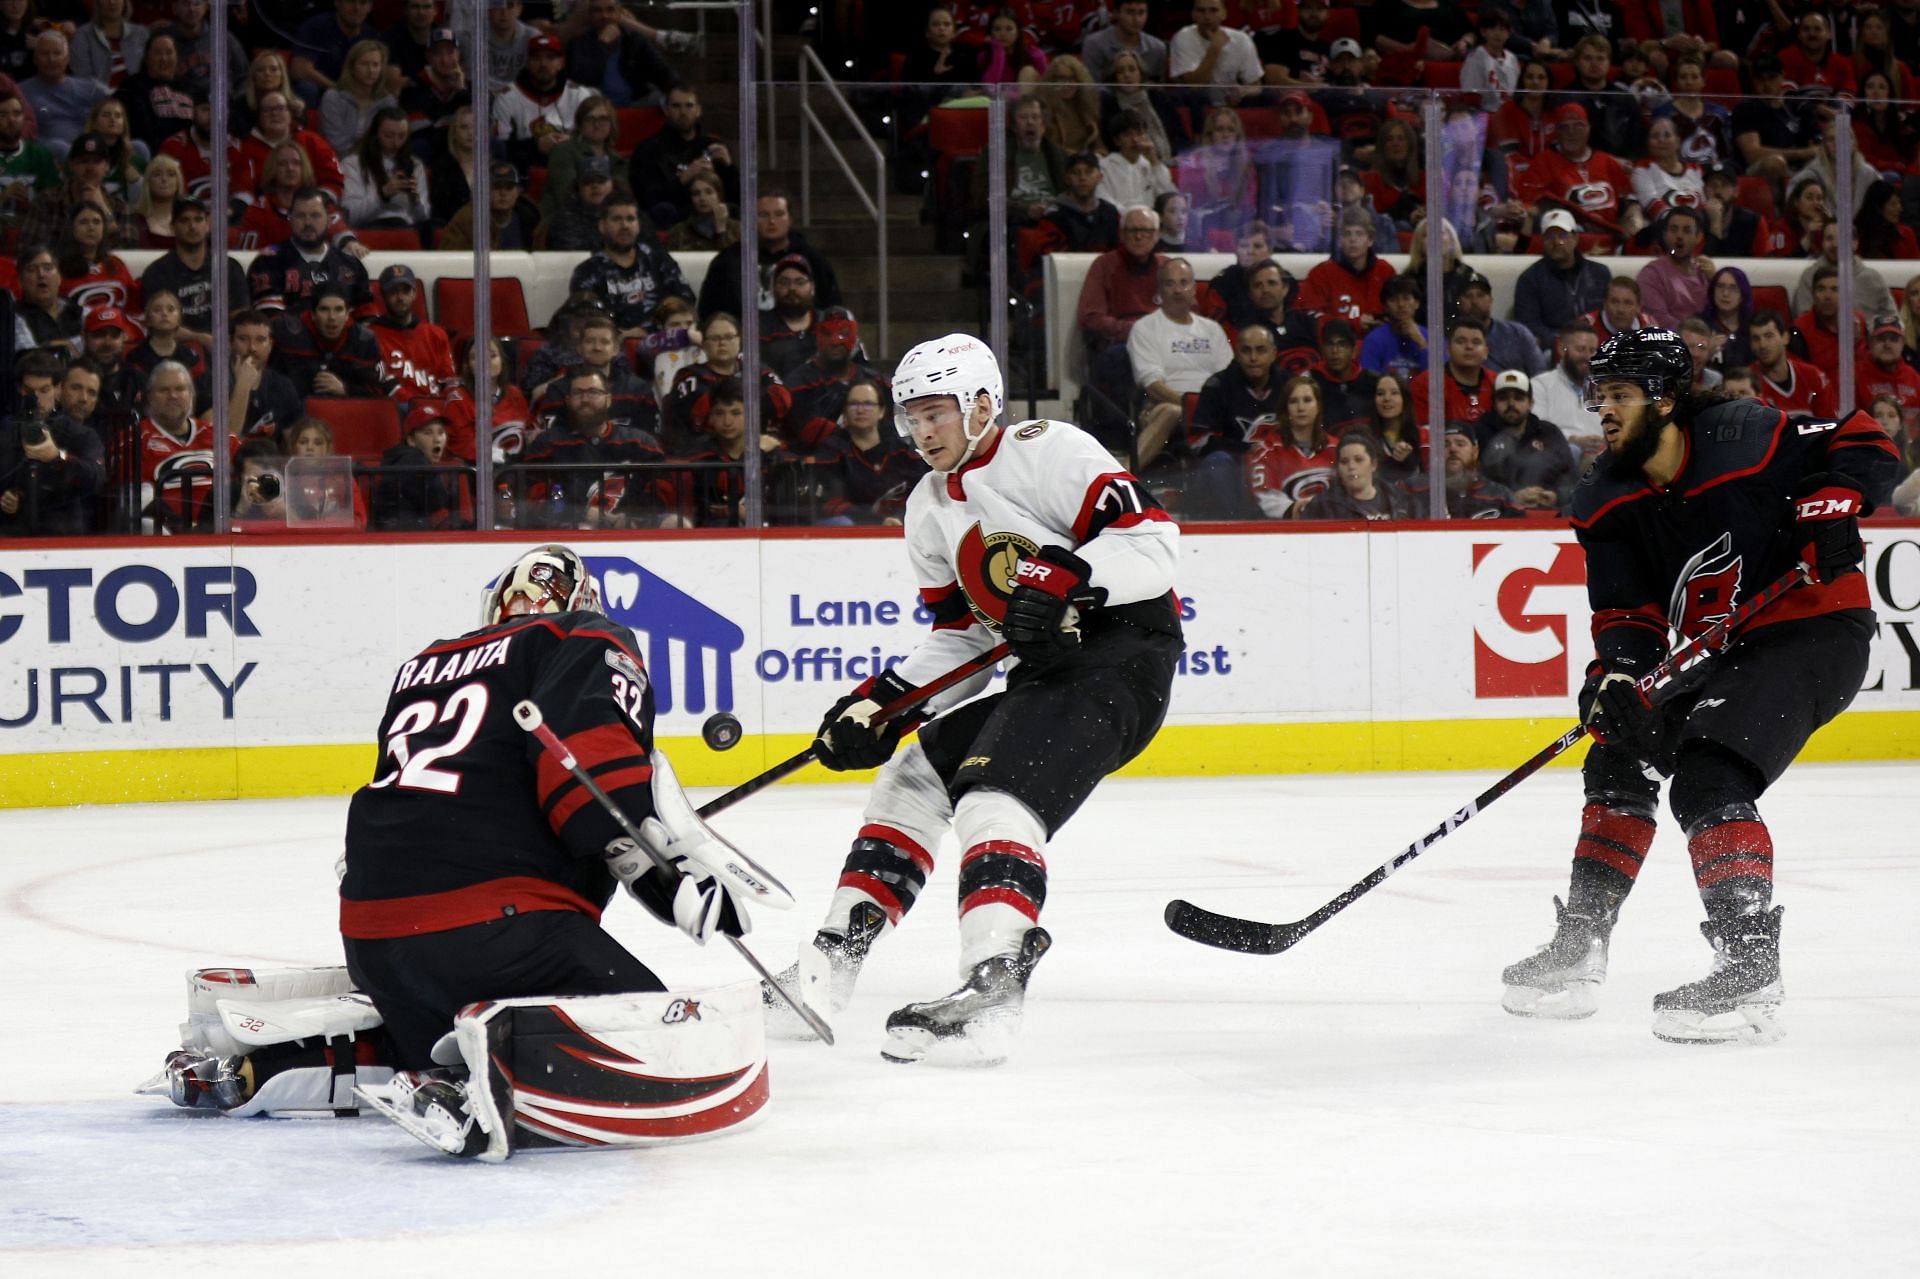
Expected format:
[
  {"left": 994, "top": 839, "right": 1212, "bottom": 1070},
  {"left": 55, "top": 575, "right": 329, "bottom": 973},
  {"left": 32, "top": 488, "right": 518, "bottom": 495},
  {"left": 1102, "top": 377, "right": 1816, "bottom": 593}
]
[{"left": 798, "top": 44, "right": 889, "bottom": 358}]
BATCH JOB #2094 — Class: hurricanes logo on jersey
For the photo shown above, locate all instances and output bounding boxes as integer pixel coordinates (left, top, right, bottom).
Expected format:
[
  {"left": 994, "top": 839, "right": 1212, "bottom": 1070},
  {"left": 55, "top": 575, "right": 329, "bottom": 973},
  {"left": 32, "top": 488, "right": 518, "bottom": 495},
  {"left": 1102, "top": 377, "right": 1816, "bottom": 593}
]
[
  {"left": 1669, "top": 532, "right": 1744, "bottom": 639},
  {"left": 955, "top": 523, "right": 1039, "bottom": 629}
]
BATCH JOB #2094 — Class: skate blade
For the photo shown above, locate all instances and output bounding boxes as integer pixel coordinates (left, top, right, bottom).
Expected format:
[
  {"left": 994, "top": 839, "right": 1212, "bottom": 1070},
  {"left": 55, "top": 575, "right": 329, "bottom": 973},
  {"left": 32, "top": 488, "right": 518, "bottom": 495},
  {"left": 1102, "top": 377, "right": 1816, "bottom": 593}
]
[
  {"left": 1501, "top": 981, "right": 1600, "bottom": 1020},
  {"left": 1651, "top": 1003, "right": 1785, "bottom": 1046},
  {"left": 355, "top": 1083, "right": 503, "bottom": 1161},
  {"left": 880, "top": 1010, "right": 1020, "bottom": 1068}
]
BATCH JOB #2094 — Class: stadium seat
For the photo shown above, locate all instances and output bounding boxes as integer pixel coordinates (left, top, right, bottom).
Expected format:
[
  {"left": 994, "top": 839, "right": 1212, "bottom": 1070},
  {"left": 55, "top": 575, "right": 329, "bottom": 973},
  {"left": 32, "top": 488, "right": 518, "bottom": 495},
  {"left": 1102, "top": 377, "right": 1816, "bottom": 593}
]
[
  {"left": 1420, "top": 61, "right": 1463, "bottom": 90},
  {"left": 1548, "top": 63, "right": 1576, "bottom": 90},
  {"left": 1704, "top": 66, "right": 1742, "bottom": 106},
  {"left": 1753, "top": 285, "right": 1791, "bottom": 318},
  {"left": 525, "top": 168, "right": 546, "bottom": 203},
  {"left": 513, "top": 336, "right": 546, "bottom": 386},
  {"left": 928, "top": 103, "right": 990, "bottom": 156},
  {"left": 615, "top": 107, "right": 666, "bottom": 152},
  {"left": 1320, "top": 8, "right": 1360, "bottom": 41},
  {"left": 434, "top": 277, "right": 534, "bottom": 338},
  {"left": 1736, "top": 176, "right": 1776, "bottom": 217},
  {"left": 350, "top": 227, "right": 421, "bottom": 251},
  {"left": 303, "top": 398, "right": 401, "bottom": 459}
]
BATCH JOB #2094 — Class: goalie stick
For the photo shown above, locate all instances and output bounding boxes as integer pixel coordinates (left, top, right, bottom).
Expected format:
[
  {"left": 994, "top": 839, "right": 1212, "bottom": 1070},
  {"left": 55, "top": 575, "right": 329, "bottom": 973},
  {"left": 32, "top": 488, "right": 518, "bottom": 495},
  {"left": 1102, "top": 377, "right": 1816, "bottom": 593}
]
[
  {"left": 694, "top": 643, "right": 1010, "bottom": 819},
  {"left": 513, "top": 700, "right": 836, "bottom": 1045},
  {"left": 1164, "top": 563, "right": 1812, "bottom": 956}
]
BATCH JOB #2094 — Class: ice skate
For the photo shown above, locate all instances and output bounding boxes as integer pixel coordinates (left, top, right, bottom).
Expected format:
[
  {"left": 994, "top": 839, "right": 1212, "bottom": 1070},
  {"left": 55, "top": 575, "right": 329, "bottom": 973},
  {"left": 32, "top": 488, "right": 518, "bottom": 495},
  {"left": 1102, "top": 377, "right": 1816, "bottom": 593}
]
[
  {"left": 1501, "top": 897, "right": 1612, "bottom": 1019},
  {"left": 137, "top": 1049, "right": 251, "bottom": 1111},
  {"left": 881, "top": 927, "right": 1051, "bottom": 1067},
  {"left": 357, "top": 1067, "right": 513, "bottom": 1161},
  {"left": 1652, "top": 906, "right": 1785, "bottom": 1045},
  {"left": 762, "top": 902, "right": 886, "bottom": 1041}
]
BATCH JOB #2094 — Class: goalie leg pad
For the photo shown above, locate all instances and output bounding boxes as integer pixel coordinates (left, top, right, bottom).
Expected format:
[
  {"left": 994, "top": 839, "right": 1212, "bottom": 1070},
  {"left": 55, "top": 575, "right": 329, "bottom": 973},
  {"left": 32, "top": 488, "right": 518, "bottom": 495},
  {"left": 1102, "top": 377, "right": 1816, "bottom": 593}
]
[{"left": 362, "top": 982, "right": 769, "bottom": 1159}]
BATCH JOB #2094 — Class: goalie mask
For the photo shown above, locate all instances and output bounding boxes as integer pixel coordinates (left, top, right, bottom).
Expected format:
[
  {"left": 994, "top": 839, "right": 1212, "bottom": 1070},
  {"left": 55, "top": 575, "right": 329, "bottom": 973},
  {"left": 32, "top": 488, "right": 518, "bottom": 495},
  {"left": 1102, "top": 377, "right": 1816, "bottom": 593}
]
[{"left": 482, "top": 545, "right": 603, "bottom": 625}]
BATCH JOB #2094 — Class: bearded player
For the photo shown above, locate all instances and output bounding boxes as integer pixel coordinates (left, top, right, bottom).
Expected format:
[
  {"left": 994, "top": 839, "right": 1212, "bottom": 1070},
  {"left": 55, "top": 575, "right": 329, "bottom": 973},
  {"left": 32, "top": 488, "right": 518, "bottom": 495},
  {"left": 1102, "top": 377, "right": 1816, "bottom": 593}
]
[
  {"left": 770, "top": 334, "right": 1183, "bottom": 1065},
  {"left": 1501, "top": 329, "right": 1898, "bottom": 1043}
]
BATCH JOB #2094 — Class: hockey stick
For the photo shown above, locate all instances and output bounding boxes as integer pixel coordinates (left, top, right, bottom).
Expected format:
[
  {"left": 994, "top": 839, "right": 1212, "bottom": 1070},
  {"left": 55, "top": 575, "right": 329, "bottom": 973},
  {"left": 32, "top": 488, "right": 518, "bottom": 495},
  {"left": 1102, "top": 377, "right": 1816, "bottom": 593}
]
[
  {"left": 1164, "top": 563, "right": 1813, "bottom": 956},
  {"left": 512, "top": 701, "right": 837, "bottom": 1045},
  {"left": 694, "top": 642, "right": 1011, "bottom": 819}
]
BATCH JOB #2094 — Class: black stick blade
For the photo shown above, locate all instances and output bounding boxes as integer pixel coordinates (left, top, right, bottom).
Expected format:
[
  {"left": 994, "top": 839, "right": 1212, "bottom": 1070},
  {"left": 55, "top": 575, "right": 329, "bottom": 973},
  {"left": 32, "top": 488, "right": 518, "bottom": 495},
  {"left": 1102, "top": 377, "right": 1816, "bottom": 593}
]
[{"left": 1163, "top": 900, "right": 1303, "bottom": 955}]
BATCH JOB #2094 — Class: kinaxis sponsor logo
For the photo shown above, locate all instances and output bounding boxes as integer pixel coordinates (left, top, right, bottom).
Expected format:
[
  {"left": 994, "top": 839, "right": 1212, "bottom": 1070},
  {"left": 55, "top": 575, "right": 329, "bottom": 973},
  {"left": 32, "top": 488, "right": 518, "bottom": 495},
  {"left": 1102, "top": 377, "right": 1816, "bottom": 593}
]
[
  {"left": 585, "top": 557, "right": 744, "bottom": 714},
  {"left": 1471, "top": 541, "right": 1589, "bottom": 699}
]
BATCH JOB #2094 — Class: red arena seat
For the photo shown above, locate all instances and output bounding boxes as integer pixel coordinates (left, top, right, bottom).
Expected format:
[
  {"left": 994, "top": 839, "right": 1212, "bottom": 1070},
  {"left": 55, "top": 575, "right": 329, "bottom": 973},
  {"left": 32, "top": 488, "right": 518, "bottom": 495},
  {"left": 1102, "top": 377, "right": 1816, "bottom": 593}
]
[
  {"left": 433, "top": 277, "right": 534, "bottom": 338},
  {"left": 302, "top": 398, "right": 401, "bottom": 459}
]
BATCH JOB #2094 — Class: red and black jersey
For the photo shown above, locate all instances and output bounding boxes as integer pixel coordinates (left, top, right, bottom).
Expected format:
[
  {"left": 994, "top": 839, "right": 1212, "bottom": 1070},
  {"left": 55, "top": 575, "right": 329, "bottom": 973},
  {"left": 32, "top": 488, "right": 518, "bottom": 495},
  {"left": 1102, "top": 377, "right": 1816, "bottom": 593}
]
[
  {"left": 519, "top": 420, "right": 674, "bottom": 526},
  {"left": 371, "top": 314, "right": 458, "bottom": 401},
  {"left": 1754, "top": 355, "right": 1831, "bottom": 417},
  {"left": 782, "top": 358, "right": 892, "bottom": 450},
  {"left": 1187, "top": 363, "right": 1282, "bottom": 457},
  {"left": 663, "top": 363, "right": 793, "bottom": 454},
  {"left": 246, "top": 241, "right": 374, "bottom": 316},
  {"left": 136, "top": 414, "right": 224, "bottom": 532},
  {"left": 1409, "top": 364, "right": 1496, "bottom": 430},
  {"left": 806, "top": 430, "right": 927, "bottom": 524},
  {"left": 1571, "top": 398, "right": 1900, "bottom": 671},
  {"left": 268, "top": 310, "right": 389, "bottom": 399},
  {"left": 1246, "top": 427, "right": 1340, "bottom": 519},
  {"left": 340, "top": 611, "right": 656, "bottom": 937}
]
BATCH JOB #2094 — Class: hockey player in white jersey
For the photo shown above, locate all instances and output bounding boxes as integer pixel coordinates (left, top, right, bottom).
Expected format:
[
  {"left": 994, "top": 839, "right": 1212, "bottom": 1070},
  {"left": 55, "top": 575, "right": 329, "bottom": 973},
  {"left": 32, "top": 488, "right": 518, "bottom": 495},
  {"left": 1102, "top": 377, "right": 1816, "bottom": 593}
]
[{"left": 768, "top": 333, "right": 1184, "bottom": 1064}]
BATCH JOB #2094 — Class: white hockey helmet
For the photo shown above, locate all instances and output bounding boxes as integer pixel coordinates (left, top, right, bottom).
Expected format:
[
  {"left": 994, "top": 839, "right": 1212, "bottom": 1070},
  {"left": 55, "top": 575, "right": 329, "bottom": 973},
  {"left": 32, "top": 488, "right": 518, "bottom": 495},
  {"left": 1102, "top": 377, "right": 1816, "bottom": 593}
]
[
  {"left": 482, "top": 544, "right": 603, "bottom": 626},
  {"left": 891, "top": 333, "right": 1004, "bottom": 463}
]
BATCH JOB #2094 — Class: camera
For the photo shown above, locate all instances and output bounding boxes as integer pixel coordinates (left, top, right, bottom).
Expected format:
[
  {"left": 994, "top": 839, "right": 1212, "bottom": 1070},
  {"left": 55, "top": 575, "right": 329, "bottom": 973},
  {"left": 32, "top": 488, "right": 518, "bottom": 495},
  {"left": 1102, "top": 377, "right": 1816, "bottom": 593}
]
[{"left": 254, "top": 473, "right": 282, "bottom": 500}]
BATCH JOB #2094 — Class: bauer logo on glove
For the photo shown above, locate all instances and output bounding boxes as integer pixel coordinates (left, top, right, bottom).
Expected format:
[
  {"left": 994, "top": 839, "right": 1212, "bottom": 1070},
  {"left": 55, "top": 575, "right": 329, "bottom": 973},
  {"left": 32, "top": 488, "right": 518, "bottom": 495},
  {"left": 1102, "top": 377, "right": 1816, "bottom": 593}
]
[{"left": 1002, "top": 545, "right": 1106, "bottom": 668}]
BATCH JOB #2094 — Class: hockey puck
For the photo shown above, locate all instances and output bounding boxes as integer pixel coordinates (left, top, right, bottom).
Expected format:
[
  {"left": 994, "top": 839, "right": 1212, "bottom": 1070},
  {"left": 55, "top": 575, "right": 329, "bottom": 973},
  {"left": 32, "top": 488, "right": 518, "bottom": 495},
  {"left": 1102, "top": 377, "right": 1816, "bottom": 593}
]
[{"left": 701, "top": 712, "right": 744, "bottom": 752}]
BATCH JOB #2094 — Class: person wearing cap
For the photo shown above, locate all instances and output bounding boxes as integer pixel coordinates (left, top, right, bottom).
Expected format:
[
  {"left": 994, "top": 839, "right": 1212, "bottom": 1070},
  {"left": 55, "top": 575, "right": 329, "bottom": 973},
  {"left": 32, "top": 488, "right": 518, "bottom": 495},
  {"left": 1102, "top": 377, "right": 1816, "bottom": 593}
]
[
  {"left": 371, "top": 400, "right": 470, "bottom": 533},
  {"left": 1636, "top": 205, "right": 1715, "bottom": 331},
  {"left": 269, "top": 282, "right": 387, "bottom": 399},
  {"left": 1095, "top": 108, "right": 1173, "bottom": 216},
  {"left": 1513, "top": 207, "right": 1613, "bottom": 351},
  {"left": 536, "top": 152, "right": 619, "bottom": 251},
  {"left": 1046, "top": 150, "right": 1121, "bottom": 253},
  {"left": 756, "top": 253, "right": 822, "bottom": 381},
  {"left": 1171, "top": 0, "right": 1262, "bottom": 105},
  {"left": 139, "top": 195, "right": 250, "bottom": 347},
  {"left": 79, "top": 304, "right": 143, "bottom": 416},
  {"left": 19, "top": 31, "right": 108, "bottom": 161},
  {"left": 380, "top": 0, "right": 443, "bottom": 84},
  {"left": 438, "top": 159, "right": 542, "bottom": 251},
  {"left": 1699, "top": 162, "right": 1765, "bottom": 258},
  {"left": 1403, "top": 422, "right": 1523, "bottom": 519},
  {"left": 289, "top": 0, "right": 380, "bottom": 99},
  {"left": 1081, "top": 0, "right": 1167, "bottom": 84},
  {"left": 369, "top": 263, "right": 456, "bottom": 406},
  {"left": 493, "top": 32, "right": 595, "bottom": 175},
  {"left": 785, "top": 308, "right": 891, "bottom": 451},
  {"left": 565, "top": 186, "right": 693, "bottom": 337},
  {"left": 21, "top": 130, "right": 135, "bottom": 251},
  {"left": 627, "top": 84, "right": 735, "bottom": 229},
  {"left": 564, "top": 0, "right": 679, "bottom": 111},
  {"left": 1474, "top": 368, "right": 1573, "bottom": 511},
  {"left": 1460, "top": 8, "right": 1519, "bottom": 111},
  {"left": 1512, "top": 100, "right": 1639, "bottom": 242},
  {"left": 1856, "top": 314, "right": 1920, "bottom": 421},
  {"left": 700, "top": 188, "right": 843, "bottom": 321},
  {"left": 399, "top": 25, "right": 467, "bottom": 134}
]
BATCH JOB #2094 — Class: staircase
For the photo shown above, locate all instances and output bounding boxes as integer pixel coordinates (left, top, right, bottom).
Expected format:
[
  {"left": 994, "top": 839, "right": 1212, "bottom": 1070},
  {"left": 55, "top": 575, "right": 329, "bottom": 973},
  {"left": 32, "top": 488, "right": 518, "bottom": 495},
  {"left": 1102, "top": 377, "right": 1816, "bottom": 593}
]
[{"left": 676, "top": 26, "right": 968, "bottom": 366}]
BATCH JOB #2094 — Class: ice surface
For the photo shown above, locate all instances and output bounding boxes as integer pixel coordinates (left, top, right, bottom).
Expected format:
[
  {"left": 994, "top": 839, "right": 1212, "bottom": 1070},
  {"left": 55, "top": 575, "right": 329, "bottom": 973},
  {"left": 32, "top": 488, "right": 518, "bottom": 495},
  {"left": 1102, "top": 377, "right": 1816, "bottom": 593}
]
[{"left": 4, "top": 766, "right": 1918, "bottom": 1278}]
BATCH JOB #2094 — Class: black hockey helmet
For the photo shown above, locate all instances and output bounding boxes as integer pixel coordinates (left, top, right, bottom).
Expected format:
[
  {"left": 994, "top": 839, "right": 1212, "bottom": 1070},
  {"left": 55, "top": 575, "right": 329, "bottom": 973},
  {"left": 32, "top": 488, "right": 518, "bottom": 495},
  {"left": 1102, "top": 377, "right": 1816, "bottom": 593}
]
[{"left": 1584, "top": 328, "right": 1693, "bottom": 409}]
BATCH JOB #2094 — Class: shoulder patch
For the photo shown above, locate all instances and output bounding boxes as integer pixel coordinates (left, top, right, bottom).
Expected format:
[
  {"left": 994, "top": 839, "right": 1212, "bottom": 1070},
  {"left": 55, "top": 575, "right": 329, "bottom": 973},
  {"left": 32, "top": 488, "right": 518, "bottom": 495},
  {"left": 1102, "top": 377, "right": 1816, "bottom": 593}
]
[
  {"left": 1013, "top": 421, "right": 1049, "bottom": 440},
  {"left": 603, "top": 646, "right": 647, "bottom": 686}
]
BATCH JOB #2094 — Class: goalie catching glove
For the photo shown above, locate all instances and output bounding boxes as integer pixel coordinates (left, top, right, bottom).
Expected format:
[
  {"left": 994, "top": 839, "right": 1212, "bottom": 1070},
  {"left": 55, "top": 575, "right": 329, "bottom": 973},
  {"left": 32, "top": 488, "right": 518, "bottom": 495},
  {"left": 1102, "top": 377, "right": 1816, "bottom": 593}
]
[
  {"left": 609, "top": 749, "right": 796, "bottom": 944},
  {"left": 815, "top": 668, "right": 922, "bottom": 771},
  {"left": 1002, "top": 545, "right": 1106, "bottom": 668}
]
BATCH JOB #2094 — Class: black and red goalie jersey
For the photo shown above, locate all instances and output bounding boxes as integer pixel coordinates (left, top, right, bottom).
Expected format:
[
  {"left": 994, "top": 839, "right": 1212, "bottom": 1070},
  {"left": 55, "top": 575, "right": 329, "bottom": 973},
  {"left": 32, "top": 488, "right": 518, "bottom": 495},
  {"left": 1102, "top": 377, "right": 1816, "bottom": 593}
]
[
  {"left": 1570, "top": 396, "right": 1900, "bottom": 668},
  {"left": 340, "top": 609, "right": 657, "bottom": 938}
]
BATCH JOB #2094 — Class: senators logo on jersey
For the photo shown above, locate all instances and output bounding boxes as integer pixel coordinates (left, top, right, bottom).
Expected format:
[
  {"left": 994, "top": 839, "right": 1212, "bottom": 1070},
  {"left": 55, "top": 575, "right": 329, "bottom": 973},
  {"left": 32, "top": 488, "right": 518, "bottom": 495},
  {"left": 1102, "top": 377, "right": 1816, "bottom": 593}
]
[{"left": 955, "top": 523, "right": 1039, "bottom": 629}]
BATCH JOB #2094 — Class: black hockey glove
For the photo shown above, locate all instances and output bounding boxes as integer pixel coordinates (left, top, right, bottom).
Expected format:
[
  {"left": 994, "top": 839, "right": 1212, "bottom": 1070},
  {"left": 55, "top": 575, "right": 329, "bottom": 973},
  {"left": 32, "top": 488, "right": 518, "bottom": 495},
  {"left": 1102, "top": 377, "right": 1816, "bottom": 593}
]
[
  {"left": 814, "top": 668, "right": 920, "bottom": 772},
  {"left": 1002, "top": 546, "right": 1107, "bottom": 669},
  {"left": 1792, "top": 473, "right": 1867, "bottom": 586},
  {"left": 1580, "top": 661, "right": 1654, "bottom": 747}
]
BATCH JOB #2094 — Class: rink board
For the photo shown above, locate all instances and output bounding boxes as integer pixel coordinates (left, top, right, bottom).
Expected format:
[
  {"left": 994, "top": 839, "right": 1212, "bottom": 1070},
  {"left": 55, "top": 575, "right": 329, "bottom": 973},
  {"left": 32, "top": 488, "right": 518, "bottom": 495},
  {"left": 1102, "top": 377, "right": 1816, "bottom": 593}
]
[{"left": 2, "top": 525, "right": 1917, "bottom": 806}]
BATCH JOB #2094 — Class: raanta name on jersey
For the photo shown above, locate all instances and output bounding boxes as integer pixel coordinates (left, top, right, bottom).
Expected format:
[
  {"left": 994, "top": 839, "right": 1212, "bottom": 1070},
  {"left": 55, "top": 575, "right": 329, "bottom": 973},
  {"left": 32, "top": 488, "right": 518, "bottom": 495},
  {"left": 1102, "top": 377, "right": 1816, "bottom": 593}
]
[{"left": 392, "top": 635, "right": 516, "bottom": 693}]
